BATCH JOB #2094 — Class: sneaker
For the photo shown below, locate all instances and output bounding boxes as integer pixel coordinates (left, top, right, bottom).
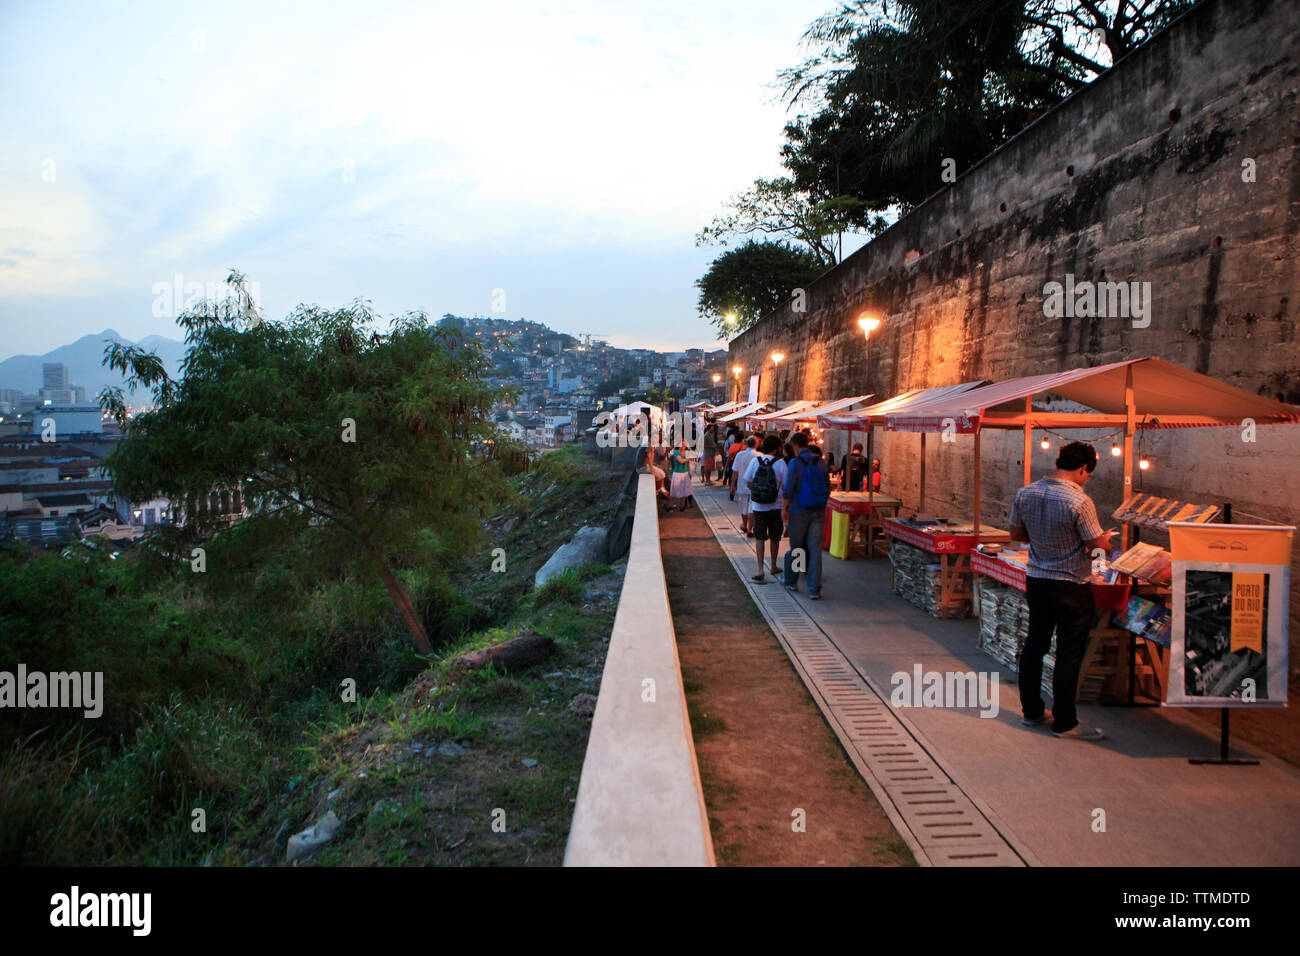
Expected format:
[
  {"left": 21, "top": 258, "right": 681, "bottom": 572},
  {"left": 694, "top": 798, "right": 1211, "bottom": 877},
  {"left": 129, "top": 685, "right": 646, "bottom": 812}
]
[
  {"left": 1020, "top": 712, "right": 1050, "bottom": 726},
  {"left": 1053, "top": 724, "right": 1105, "bottom": 741},
  {"left": 784, "top": 582, "right": 798, "bottom": 592},
  {"left": 809, "top": 590, "right": 822, "bottom": 601}
]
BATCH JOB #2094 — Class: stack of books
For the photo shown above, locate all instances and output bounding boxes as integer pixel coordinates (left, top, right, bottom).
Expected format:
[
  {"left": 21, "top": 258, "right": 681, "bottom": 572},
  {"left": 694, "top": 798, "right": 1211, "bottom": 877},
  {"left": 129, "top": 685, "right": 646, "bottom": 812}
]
[{"left": 890, "top": 540, "right": 946, "bottom": 616}]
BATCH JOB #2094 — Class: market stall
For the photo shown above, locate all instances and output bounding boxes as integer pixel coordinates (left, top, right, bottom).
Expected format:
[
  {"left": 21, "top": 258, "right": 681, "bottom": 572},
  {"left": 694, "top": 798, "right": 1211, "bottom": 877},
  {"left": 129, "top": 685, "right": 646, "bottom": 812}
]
[
  {"left": 818, "top": 383, "right": 987, "bottom": 569},
  {"left": 825, "top": 491, "right": 904, "bottom": 559},
  {"left": 883, "top": 357, "right": 1298, "bottom": 708}
]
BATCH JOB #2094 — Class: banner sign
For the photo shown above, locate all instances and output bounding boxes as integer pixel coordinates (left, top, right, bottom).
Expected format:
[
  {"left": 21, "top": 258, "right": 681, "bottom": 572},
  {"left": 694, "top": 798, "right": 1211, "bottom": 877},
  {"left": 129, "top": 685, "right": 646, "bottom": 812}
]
[
  {"left": 1165, "top": 523, "right": 1293, "bottom": 707},
  {"left": 748, "top": 374, "right": 759, "bottom": 404}
]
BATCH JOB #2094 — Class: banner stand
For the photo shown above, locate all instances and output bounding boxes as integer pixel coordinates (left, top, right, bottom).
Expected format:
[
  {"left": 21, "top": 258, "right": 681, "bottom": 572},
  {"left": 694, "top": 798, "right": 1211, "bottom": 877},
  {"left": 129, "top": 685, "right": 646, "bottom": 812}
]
[{"left": 1188, "top": 707, "right": 1259, "bottom": 766}]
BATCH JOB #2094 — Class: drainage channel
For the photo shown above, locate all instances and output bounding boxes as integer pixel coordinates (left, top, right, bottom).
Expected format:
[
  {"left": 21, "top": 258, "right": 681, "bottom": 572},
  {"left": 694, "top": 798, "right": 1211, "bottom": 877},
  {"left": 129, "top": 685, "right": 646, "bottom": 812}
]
[{"left": 692, "top": 488, "right": 1025, "bottom": 867}]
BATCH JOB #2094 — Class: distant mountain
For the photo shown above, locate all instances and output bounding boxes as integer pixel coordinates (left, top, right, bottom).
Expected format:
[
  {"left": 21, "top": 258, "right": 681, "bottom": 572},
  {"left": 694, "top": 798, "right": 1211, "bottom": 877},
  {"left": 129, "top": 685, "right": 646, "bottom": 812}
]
[{"left": 0, "top": 329, "right": 185, "bottom": 399}]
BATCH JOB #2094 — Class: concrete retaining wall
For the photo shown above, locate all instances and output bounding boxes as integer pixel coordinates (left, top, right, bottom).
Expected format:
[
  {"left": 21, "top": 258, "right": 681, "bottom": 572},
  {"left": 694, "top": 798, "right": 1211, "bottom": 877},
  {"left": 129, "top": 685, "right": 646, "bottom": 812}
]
[
  {"left": 730, "top": 0, "right": 1300, "bottom": 647},
  {"left": 564, "top": 472, "right": 715, "bottom": 866}
]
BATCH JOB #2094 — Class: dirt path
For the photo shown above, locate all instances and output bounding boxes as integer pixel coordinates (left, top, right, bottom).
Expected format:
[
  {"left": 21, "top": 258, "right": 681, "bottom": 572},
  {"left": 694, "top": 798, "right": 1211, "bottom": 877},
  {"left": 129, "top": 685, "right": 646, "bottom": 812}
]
[{"left": 659, "top": 501, "right": 913, "bottom": 866}]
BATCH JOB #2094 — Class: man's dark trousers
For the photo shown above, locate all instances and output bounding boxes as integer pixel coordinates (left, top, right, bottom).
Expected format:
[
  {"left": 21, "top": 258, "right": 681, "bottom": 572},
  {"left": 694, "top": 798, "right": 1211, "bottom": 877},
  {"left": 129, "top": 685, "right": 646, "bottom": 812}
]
[{"left": 1019, "top": 577, "right": 1096, "bottom": 733}]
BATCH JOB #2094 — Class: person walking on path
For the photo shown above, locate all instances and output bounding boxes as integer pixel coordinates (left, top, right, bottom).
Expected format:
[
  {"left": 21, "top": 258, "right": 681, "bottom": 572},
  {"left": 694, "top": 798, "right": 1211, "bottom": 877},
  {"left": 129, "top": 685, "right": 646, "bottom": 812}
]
[
  {"left": 1009, "top": 441, "right": 1113, "bottom": 741},
  {"left": 667, "top": 440, "right": 696, "bottom": 512},
  {"left": 731, "top": 435, "right": 759, "bottom": 538},
  {"left": 741, "top": 435, "right": 787, "bottom": 583},
  {"left": 701, "top": 422, "right": 719, "bottom": 485},
  {"left": 781, "top": 433, "right": 830, "bottom": 599}
]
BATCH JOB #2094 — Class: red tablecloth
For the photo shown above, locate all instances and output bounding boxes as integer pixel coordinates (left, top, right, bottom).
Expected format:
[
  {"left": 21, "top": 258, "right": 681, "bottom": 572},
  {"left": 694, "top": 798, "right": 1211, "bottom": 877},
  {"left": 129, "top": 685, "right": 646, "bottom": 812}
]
[
  {"left": 883, "top": 517, "right": 1009, "bottom": 554},
  {"left": 970, "top": 550, "right": 1027, "bottom": 589}
]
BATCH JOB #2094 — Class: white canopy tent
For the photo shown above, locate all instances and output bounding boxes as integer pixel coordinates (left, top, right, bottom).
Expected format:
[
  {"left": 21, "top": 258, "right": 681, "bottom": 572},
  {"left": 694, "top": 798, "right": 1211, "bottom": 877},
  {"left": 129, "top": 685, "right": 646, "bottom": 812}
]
[{"left": 718, "top": 401, "right": 774, "bottom": 424}]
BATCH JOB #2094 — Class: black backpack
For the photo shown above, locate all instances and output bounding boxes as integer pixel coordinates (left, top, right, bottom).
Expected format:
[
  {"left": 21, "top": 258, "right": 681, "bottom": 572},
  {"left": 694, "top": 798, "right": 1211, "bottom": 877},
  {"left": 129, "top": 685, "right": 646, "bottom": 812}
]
[{"left": 750, "top": 456, "right": 779, "bottom": 505}]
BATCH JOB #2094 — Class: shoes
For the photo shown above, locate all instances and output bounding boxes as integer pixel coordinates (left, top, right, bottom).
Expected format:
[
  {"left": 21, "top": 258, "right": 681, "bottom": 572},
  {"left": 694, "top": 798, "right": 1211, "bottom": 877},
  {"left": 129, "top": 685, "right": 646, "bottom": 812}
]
[
  {"left": 784, "top": 582, "right": 798, "bottom": 592},
  {"left": 1020, "top": 712, "right": 1050, "bottom": 726},
  {"left": 1053, "top": 724, "right": 1105, "bottom": 741},
  {"left": 750, "top": 573, "right": 768, "bottom": 584},
  {"left": 809, "top": 590, "right": 822, "bottom": 601}
]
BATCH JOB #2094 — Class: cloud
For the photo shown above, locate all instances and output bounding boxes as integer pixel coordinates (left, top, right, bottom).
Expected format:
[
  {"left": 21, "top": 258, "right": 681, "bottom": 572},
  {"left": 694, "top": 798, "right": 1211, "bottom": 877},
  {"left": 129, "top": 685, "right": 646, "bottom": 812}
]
[{"left": 0, "top": 0, "right": 828, "bottom": 357}]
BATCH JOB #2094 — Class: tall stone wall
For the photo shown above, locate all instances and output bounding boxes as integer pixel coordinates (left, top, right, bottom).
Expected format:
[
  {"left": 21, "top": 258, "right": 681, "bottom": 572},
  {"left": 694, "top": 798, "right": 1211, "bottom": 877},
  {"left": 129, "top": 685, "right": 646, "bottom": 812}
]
[{"left": 729, "top": 0, "right": 1300, "bottom": 650}]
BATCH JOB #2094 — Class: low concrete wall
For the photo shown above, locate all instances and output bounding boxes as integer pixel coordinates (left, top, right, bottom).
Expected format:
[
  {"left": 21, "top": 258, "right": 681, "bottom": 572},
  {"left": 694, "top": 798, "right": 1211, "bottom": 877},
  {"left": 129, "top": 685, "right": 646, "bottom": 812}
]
[{"left": 564, "top": 472, "right": 715, "bottom": 866}]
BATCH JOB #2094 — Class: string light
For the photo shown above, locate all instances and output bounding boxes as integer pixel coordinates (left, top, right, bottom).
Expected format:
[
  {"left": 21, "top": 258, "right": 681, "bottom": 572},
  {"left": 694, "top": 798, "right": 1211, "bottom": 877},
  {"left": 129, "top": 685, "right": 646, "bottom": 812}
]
[
  {"left": 1040, "top": 437, "right": 1051, "bottom": 450},
  {"left": 1139, "top": 457, "right": 1151, "bottom": 470},
  {"left": 1111, "top": 443, "right": 1122, "bottom": 457}
]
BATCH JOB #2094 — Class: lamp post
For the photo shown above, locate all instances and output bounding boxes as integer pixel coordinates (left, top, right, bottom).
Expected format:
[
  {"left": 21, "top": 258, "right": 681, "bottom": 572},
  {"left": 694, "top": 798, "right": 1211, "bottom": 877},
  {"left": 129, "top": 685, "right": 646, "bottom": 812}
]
[
  {"left": 712, "top": 373, "right": 722, "bottom": 402},
  {"left": 732, "top": 364, "right": 742, "bottom": 403},
  {"left": 858, "top": 314, "right": 881, "bottom": 501},
  {"left": 770, "top": 352, "right": 785, "bottom": 405}
]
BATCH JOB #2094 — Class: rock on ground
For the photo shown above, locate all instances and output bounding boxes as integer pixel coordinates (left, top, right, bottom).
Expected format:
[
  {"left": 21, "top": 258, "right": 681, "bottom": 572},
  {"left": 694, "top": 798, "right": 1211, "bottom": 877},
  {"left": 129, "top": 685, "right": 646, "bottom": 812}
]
[{"left": 534, "top": 526, "right": 608, "bottom": 588}]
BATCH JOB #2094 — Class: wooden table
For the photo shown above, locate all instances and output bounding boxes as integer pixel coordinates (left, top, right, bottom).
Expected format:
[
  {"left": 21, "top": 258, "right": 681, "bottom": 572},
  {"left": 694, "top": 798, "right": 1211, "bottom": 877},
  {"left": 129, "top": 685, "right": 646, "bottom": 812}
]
[{"left": 884, "top": 518, "right": 1011, "bottom": 618}]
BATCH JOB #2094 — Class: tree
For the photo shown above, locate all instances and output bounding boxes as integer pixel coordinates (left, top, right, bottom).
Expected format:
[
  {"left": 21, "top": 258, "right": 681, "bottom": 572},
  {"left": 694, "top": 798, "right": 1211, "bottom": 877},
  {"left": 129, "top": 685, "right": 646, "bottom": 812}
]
[
  {"left": 695, "top": 240, "right": 823, "bottom": 336},
  {"left": 780, "top": 0, "right": 1194, "bottom": 210},
  {"left": 99, "top": 275, "right": 525, "bottom": 655},
  {"left": 697, "top": 176, "right": 884, "bottom": 268}
]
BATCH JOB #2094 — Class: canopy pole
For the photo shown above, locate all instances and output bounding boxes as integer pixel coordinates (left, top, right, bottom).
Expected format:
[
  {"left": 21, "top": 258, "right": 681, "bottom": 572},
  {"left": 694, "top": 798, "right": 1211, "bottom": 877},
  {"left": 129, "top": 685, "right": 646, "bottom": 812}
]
[
  {"left": 919, "top": 432, "right": 927, "bottom": 512},
  {"left": 867, "top": 423, "right": 874, "bottom": 504},
  {"left": 1122, "top": 365, "right": 1136, "bottom": 551},
  {"left": 1022, "top": 396, "right": 1032, "bottom": 487},
  {"left": 972, "top": 428, "right": 982, "bottom": 540}
]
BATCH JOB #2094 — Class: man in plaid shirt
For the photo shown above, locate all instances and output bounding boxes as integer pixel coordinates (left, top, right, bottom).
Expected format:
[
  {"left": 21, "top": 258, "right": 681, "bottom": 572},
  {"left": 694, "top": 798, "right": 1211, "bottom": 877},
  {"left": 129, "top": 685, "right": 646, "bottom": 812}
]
[{"left": 1009, "top": 441, "right": 1113, "bottom": 740}]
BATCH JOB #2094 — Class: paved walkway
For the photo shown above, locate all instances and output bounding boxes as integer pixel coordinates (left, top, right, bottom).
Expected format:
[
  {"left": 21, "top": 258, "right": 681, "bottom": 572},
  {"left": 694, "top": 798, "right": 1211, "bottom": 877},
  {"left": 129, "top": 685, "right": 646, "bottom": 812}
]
[{"left": 693, "top": 483, "right": 1300, "bottom": 866}]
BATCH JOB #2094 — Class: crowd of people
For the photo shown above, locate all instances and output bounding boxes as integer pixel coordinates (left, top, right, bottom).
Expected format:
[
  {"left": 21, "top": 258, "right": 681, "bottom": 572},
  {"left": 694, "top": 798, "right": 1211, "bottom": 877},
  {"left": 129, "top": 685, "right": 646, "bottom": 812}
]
[{"left": 635, "top": 414, "right": 887, "bottom": 602}]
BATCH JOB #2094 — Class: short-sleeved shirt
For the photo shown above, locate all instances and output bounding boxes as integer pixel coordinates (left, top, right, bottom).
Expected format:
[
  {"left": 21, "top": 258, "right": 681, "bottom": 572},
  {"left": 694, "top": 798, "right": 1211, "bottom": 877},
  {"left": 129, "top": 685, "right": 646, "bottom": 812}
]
[
  {"left": 1009, "top": 477, "right": 1105, "bottom": 583},
  {"left": 741, "top": 454, "right": 788, "bottom": 512},
  {"left": 732, "top": 447, "right": 758, "bottom": 490},
  {"left": 669, "top": 450, "right": 692, "bottom": 473}
]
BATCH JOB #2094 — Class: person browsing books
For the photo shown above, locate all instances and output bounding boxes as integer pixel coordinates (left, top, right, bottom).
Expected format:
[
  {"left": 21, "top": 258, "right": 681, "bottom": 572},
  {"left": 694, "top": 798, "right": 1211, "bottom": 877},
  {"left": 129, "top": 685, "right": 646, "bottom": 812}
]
[{"left": 1008, "top": 441, "right": 1114, "bottom": 741}]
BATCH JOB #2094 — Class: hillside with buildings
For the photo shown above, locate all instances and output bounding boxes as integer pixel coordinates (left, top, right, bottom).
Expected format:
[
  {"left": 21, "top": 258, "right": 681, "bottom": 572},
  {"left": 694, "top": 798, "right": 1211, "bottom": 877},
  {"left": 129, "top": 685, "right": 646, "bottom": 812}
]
[{"left": 0, "top": 319, "right": 727, "bottom": 549}]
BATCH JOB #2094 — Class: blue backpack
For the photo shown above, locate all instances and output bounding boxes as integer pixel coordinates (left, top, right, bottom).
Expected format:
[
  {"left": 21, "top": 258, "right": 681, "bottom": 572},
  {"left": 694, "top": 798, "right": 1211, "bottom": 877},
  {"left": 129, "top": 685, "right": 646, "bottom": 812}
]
[{"left": 795, "top": 451, "right": 829, "bottom": 510}]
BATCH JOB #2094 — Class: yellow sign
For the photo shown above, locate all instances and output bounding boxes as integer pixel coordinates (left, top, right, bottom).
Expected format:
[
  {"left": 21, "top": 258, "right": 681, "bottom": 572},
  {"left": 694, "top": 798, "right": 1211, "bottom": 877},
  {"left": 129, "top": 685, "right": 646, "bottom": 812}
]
[
  {"left": 1169, "top": 524, "right": 1294, "bottom": 566},
  {"left": 1230, "top": 572, "right": 1265, "bottom": 653}
]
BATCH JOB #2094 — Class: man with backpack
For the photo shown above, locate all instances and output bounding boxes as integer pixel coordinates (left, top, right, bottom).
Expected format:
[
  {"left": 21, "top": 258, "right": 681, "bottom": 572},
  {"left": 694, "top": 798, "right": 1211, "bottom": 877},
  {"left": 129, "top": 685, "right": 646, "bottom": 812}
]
[
  {"left": 741, "top": 434, "right": 787, "bottom": 584},
  {"left": 781, "top": 433, "right": 830, "bottom": 599}
]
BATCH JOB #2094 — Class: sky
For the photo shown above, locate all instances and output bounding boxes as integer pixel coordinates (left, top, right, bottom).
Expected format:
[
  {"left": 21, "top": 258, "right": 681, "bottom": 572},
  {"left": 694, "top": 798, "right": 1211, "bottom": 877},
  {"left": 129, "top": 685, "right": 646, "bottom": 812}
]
[{"left": 0, "top": 0, "right": 838, "bottom": 358}]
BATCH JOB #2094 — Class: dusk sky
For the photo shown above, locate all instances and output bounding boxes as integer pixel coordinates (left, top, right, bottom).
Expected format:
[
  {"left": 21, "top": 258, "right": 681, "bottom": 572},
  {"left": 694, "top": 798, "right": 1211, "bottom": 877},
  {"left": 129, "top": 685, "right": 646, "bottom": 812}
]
[{"left": 0, "top": 0, "right": 837, "bottom": 358}]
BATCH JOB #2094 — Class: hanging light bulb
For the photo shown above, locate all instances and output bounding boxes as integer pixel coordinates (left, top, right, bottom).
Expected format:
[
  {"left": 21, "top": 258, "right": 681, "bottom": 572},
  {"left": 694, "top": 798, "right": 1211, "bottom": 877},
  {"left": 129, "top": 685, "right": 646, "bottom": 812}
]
[
  {"left": 1111, "top": 443, "right": 1122, "bottom": 457},
  {"left": 1139, "top": 457, "right": 1151, "bottom": 471},
  {"left": 1040, "top": 437, "right": 1051, "bottom": 450}
]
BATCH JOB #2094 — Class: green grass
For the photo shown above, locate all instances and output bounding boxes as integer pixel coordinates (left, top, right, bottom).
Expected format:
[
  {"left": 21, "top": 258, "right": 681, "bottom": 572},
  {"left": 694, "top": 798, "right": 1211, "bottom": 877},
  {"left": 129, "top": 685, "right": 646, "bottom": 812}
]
[{"left": 0, "top": 443, "right": 626, "bottom": 866}]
